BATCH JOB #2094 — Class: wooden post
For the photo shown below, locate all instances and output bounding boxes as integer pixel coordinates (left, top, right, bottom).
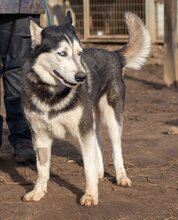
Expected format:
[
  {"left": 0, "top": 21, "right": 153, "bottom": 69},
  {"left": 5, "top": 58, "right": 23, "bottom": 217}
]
[
  {"left": 164, "top": 0, "right": 177, "bottom": 87},
  {"left": 83, "top": 0, "right": 90, "bottom": 41},
  {"left": 146, "top": 0, "right": 156, "bottom": 43}
]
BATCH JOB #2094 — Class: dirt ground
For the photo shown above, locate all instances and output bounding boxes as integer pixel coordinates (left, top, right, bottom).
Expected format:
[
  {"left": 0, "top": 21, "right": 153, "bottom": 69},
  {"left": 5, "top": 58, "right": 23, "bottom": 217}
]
[{"left": 0, "top": 44, "right": 178, "bottom": 220}]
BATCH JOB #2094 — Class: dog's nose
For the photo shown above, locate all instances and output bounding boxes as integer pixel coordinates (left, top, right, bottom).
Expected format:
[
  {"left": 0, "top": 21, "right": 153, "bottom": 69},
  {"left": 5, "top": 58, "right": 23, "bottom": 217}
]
[{"left": 75, "top": 72, "right": 87, "bottom": 82}]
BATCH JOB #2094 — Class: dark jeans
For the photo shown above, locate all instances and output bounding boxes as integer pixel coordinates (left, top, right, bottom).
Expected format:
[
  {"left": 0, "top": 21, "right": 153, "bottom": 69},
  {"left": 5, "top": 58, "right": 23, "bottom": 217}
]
[{"left": 0, "top": 14, "right": 40, "bottom": 147}]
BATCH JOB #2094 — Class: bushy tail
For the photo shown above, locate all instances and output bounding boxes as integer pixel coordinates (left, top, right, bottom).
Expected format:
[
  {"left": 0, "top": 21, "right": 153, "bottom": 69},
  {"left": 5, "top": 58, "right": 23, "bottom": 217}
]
[{"left": 118, "top": 12, "right": 151, "bottom": 70}]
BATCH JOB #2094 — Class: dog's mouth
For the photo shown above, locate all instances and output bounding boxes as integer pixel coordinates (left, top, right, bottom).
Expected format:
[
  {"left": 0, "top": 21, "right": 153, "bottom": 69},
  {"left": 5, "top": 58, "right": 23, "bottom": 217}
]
[{"left": 53, "top": 70, "right": 77, "bottom": 87}]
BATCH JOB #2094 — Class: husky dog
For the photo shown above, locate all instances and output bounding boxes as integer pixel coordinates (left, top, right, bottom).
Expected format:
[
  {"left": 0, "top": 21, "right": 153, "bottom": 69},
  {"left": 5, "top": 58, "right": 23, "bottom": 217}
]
[{"left": 22, "top": 11, "right": 151, "bottom": 206}]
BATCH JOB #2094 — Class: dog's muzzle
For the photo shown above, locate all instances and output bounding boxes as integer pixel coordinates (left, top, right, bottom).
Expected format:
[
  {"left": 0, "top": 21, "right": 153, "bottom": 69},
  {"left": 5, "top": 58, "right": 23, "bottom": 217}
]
[
  {"left": 75, "top": 72, "right": 87, "bottom": 83},
  {"left": 53, "top": 69, "right": 77, "bottom": 87}
]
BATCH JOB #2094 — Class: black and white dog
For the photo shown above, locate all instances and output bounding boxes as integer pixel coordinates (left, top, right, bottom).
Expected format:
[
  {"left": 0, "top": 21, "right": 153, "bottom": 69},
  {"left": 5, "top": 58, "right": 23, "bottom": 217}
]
[{"left": 22, "top": 11, "right": 151, "bottom": 206}]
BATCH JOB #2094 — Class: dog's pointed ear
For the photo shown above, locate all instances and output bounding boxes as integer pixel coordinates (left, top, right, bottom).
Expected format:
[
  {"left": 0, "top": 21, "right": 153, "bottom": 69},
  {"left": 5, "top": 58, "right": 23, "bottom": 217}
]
[
  {"left": 30, "top": 20, "right": 42, "bottom": 47},
  {"left": 64, "top": 10, "right": 72, "bottom": 26}
]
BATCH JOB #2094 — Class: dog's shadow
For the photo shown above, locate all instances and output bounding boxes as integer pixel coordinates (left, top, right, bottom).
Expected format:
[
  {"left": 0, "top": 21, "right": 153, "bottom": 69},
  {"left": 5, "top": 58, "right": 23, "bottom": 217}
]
[
  {"left": 51, "top": 138, "right": 84, "bottom": 202},
  {"left": 52, "top": 138, "right": 83, "bottom": 165},
  {"left": 0, "top": 130, "right": 84, "bottom": 203},
  {"left": 0, "top": 129, "right": 30, "bottom": 189},
  {"left": 165, "top": 119, "right": 178, "bottom": 127},
  {"left": 50, "top": 171, "right": 83, "bottom": 203},
  {"left": 1, "top": 130, "right": 116, "bottom": 203},
  {"left": 0, "top": 156, "right": 30, "bottom": 184}
]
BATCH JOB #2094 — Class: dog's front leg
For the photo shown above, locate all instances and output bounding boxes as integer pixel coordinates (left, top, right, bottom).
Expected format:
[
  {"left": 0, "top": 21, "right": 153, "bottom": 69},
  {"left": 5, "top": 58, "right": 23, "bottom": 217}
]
[
  {"left": 23, "top": 132, "right": 53, "bottom": 202},
  {"left": 79, "top": 131, "right": 99, "bottom": 206}
]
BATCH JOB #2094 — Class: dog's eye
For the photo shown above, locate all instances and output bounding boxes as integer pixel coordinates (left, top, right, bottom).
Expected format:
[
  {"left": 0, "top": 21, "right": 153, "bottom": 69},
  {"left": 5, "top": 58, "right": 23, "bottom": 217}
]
[
  {"left": 78, "top": 51, "right": 82, "bottom": 57},
  {"left": 57, "top": 51, "right": 67, "bottom": 57}
]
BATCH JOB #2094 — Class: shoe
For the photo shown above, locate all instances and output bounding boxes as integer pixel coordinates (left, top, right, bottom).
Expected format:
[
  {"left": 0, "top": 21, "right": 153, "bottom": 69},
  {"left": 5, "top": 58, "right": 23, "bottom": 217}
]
[{"left": 14, "top": 141, "right": 36, "bottom": 164}]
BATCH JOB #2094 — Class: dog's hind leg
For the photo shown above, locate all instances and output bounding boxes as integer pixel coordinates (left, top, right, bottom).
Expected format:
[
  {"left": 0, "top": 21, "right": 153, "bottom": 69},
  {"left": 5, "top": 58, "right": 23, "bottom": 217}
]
[
  {"left": 96, "top": 132, "right": 104, "bottom": 179},
  {"left": 23, "top": 132, "right": 53, "bottom": 202},
  {"left": 95, "top": 114, "right": 104, "bottom": 179},
  {"left": 99, "top": 94, "right": 131, "bottom": 187},
  {"left": 78, "top": 130, "right": 99, "bottom": 206}
]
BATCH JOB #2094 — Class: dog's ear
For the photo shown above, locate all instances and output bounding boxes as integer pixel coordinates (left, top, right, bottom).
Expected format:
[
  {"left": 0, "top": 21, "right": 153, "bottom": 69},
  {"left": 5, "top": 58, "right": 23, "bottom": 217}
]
[
  {"left": 64, "top": 10, "right": 73, "bottom": 26},
  {"left": 30, "top": 20, "right": 42, "bottom": 47}
]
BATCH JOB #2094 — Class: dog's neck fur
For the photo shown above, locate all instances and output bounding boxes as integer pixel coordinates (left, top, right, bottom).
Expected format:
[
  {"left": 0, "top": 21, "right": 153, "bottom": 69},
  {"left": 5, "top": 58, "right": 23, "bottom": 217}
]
[
  {"left": 28, "top": 68, "right": 74, "bottom": 94},
  {"left": 23, "top": 69, "right": 84, "bottom": 116}
]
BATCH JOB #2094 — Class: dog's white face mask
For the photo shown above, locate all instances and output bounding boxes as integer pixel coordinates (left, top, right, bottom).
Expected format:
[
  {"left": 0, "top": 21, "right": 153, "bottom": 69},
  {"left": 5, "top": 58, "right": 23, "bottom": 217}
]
[{"left": 29, "top": 16, "right": 86, "bottom": 87}]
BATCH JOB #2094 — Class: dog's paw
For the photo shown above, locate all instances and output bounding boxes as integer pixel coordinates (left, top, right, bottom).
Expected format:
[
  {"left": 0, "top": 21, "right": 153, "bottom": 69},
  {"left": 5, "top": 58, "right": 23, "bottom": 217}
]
[
  {"left": 80, "top": 194, "right": 98, "bottom": 206},
  {"left": 117, "top": 176, "right": 132, "bottom": 187},
  {"left": 22, "top": 190, "right": 46, "bottom": 202}
]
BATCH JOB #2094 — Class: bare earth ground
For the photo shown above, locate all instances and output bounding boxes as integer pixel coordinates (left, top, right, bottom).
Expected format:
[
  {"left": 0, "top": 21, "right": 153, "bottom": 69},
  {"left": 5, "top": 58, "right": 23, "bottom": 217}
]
[{"left": 0, "top": 44, "right": 178, "bottom": 220}]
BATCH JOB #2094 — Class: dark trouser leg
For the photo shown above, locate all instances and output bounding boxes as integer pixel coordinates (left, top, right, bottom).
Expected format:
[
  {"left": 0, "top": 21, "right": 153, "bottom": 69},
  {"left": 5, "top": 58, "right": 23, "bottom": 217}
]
[
  {"left": 3, "top": 68, "right": 31, "bottom": 146},
  {"left": 0, "top": 15, "right": 40, "bottom": 162},
  {"left": 3, "top": 69, "right": 35, "bottom": 163},
  {"left": 0, "top": 56, "right": 3, "bottom": 147},
  {"left": 0, "top": 115, "right": 3, "bottom": 147}
]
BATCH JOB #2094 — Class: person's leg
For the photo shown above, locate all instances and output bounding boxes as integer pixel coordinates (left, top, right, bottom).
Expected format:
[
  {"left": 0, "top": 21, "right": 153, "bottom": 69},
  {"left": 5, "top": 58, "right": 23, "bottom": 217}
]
[
  {"left": 0, "top": 54, "right": 3, "bottom": 147},
  {"left": 2, "top": 67, "right": 35, "bottom": 163},
  {"left": 0, "top": 115, "right": 3, "bottom": 147},
  {"left": 0, "top": 14, "right": 40, "bottom": 163}
]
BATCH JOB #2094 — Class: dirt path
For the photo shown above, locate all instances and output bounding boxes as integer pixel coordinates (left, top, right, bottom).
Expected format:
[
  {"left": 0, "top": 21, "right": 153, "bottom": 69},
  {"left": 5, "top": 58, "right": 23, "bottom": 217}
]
[{"left": 0, "top": 45, "right": 178, "bottom": 220}]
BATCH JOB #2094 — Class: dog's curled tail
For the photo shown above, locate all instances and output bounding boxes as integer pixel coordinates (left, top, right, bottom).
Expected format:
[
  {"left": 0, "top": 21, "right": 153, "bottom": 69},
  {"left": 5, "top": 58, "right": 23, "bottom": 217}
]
[{"left": 119, "top": 12, "right": 151, "bottom": 70}]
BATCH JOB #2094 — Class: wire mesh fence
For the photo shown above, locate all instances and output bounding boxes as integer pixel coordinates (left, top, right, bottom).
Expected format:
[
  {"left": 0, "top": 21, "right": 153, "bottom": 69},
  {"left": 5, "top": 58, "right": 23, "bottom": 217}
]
[
  {"left": 88, "top": 0, "right": 145, "bottom": 36},
  {"left": 71, "top": 0, "right": 84, "bottom": 38},
  {"left": 42, "top": 0, "right": 178, "bottom": 43},
  {"left": 42, "top": 0, "right": 146, "bottom": 42},
  {"left": 72, "top": 0, "right": 146, "bottom": 41}
]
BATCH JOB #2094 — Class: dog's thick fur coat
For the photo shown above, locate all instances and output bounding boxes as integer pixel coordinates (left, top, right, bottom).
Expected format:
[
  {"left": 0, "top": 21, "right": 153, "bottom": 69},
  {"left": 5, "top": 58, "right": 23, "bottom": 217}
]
[{"left": 22, "top": 11, "right": 151, "bottom": 206}]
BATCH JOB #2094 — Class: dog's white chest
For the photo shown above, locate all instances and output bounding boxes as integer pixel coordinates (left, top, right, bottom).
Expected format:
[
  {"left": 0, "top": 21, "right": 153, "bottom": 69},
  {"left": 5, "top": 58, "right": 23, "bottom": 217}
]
[
  {"left": 50, "top": 105, "right": 83, "bottom": 138},
  {"left": 24, "top": 105, "right": 83, "bottom": 139}
]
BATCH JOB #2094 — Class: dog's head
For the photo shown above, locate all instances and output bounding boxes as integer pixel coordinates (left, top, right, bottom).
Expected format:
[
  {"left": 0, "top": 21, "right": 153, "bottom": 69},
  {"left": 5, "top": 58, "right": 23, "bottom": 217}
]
[{"left": 30, "top": 11, "right": 86, "bottom": 87}]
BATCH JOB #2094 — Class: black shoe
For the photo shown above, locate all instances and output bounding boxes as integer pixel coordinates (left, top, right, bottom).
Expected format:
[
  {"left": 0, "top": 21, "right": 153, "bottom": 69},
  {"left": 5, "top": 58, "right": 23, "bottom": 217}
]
[{"left": 14, "top": 141, "right": 36, "bottom": 164}]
